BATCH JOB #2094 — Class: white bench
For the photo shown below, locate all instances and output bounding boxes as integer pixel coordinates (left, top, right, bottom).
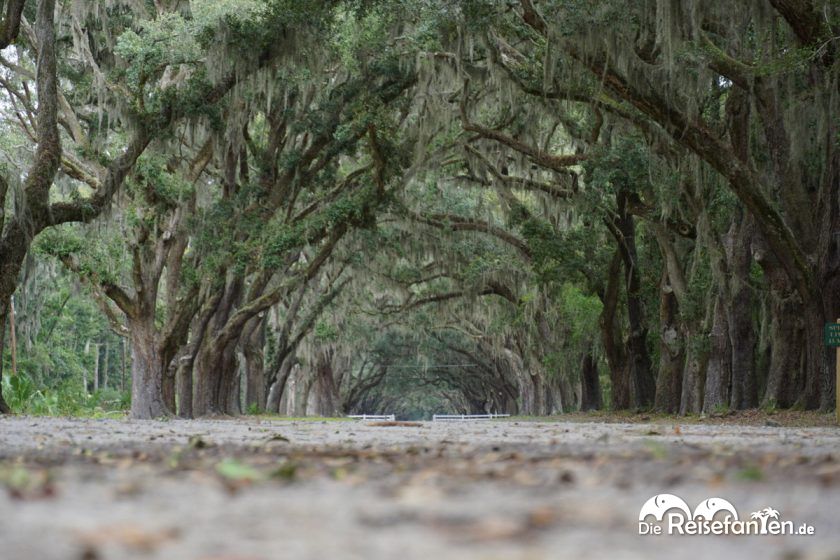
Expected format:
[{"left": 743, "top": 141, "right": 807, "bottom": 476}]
[
  {"left": 432, "top": 413, "right": 510, "bottom": 421},
  {"left": 348, "top": 414, "right": 396, "bottom": 421}
]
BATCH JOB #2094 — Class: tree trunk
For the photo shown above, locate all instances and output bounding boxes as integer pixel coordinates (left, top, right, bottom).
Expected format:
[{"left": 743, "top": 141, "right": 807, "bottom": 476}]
[
  {"left": 102, "top": 341, "right": 109, "bottom": 390},
  {"left": 763, "top": 293, "right": 806, "bottom": 408},
  {"left": 193, "top": 340, "right": 240, "bottom": 415},
  {"left": 192, "top": 276, "right": 243, "bottom": 415},
  {"left": 530, "top": 373, "right": 546, "bottom": 416},
  {"left": 310, "top": 350, "right": 340, "bottom": 416},
  {"left": 121, "top": 337, "right": 127, "bottom": 392},
  {"left": 222, "top": 342, "right": 241, "bottom": 414},
  {"left": 614, "top": 191, "right": 655, "bottom": 409},
  {"left": 599, "top": 251, "right": 630, "bottom": 410},
  {"left": 129, "top": 320, "right": 168, "bottom": 419},
  {"left": 503, "top": 347, "right": 534, "bottom": 413},
  {"left": 680, "top": 288, "right": 714, "bottom": 415},
  {"left": 243, "top": 316, "right": 266, "bottom": 412},
  {"left": 755, "top": 241, "right": 806, "bottom": 408},
  {"left": 266, "top": 352, "right": 296, "bottom": 413},
  {"left": 93, "top": 343, "right": 100, "bottom": 392},
  {"left": 579, "top": 351, "right": 601, "bottom": 411},
  {"left": 655, "top": 268, "right": 684, "bottom": 413},
  {"left": 703, "top": 294, "right": 732, "bottom": 413},
  {"left": 9, "top": 295, "right": 16, "bottom": 376},
  {"left": 0, "top": 300, "right": 12, "bottom": 413},
  {"left": 176, "top": 352, "right": 193, "bottom": 418},
  {"left": 726, "top": 215, "right": 758, "bottom": 409},
  {"left": 161, "top": 360, "right": 176, "bottom": 414},
  {"left": 680, "top": 343, "right": 707, "bottom": 415}
]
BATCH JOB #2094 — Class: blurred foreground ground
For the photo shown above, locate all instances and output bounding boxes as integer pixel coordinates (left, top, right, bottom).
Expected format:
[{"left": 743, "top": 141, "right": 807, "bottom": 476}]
[{"left": 0, "top": 415, "right": 839, "bottom": 560}]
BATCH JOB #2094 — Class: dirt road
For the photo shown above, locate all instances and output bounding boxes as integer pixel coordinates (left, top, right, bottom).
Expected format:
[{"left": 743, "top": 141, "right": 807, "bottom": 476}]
[{"left": 1, "top": 416, "right": 838, "bottom": 559}]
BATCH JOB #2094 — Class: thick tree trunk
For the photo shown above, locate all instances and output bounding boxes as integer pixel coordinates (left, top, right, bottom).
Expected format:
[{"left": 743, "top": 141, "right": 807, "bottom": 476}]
[
  {"left": 726, "top": 215, "right": 758, "bottom": 409},
  {"left": 755, "top": 243, "right": 806, "bottom": 408},
  {"left": 175, "top": 353, "right": 193, "bottom": 418},
  {"left": 531, "top": 373, "right": 546, "bottom": 416},
  {"left": 554, "top": 374, "right": 569, "bottom": 414},
  {"left": 763, "top": 294, "right": 807, "bottom": 408},
  {"left": 680, "top": 344, "right": 707, "bottom": 415},
  {"left": 680, "top": 288, "right": 714, "bottom": 415},
  {"left": 129, "top": 320, "right": 168, "bottom": 419},
  {"left": 503, "top": 347, "right": 535, "bottom": 414},
  {"left": 222, "top": 343, "right": 241, "bottom": 414},
  {"left": 161, "top": 361, "right": 176, "bottom": 414},
  {"left": 192, "top": 276, "right": 243, "bottom": 416},
  {"left": 579, "top": 351, "right": 601, "bottom": 411},
  {"left": 193, "top": 339, "right": 240, "bottom": 415},
  {"left": 598, "top": 251, "right": 630, "bottom": 410},
  {"left": 243, "top": 316, "right": 266, "bottom": 412},
  {"left": 309, "top": 350, "right": 340, "bottom": 416},
  {"left": 615, "top": 192, "right": 655, "bottom": 409},
  {"left": 703, "top": 295, "right": 732, "bottom": 413},
  {"left": 654, "top": 268, "right": 683, "bottom": 413},
  {"left": 266, "top": 352, "right": 296, "bottom": 413}
]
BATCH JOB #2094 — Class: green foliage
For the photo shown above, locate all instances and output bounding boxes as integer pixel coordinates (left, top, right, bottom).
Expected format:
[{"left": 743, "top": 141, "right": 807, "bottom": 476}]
[
  {"left": 131, "top": 153, "right": 194, "bottom": 208},
  {"left": 34, "top": 228, "right": 86, "bottom": 260},
  {"left": 113, "top": 13, "right": 202, "bottom": 108},
  {"left": 313, "top": 321, "right": 339, "bottom": 342},
  {"left": 2, "top": 373, "right": 128, "bottom": 416},
  {"left": 35, "top": 227, "right": 126, "bottom": 286},
  {"left": 583, "top": 139, "right": 650, "bottom": 197}
]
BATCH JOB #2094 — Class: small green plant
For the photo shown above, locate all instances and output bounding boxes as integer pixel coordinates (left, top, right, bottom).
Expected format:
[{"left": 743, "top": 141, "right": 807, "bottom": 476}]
[
  {"left": 2, "top": 373, "right": 38, "bottom": 411},
  {"left": 737, "top": 465, "right": 764, "bottom": 481}
]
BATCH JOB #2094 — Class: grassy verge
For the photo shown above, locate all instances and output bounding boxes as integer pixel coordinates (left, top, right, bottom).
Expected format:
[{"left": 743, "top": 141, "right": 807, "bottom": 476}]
[
  {"left": 253, "top": 415, "right": 356, "bottom": 422},
  {"left": 499, "top": 409, "right": 837, "bottom": 427}
]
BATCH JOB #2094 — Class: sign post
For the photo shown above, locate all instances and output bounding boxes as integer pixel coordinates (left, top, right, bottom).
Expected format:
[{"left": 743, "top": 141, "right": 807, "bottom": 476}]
[{"left": 827, "top": 320, "right": 840, "bottom": 423}]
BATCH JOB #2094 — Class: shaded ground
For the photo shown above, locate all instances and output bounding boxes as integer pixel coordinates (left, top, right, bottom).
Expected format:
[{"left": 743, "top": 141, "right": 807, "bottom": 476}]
[
  {"left": 515, "top": 410, "right": 839, "bottom": 427},
  {"left": 1, "top": 416, "right": 839, "bottom": 560}
]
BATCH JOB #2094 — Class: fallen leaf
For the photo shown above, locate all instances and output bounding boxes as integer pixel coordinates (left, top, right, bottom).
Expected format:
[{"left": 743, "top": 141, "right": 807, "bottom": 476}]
[{"left": 216, "top": 459, "right": 262, "bottom": 482}]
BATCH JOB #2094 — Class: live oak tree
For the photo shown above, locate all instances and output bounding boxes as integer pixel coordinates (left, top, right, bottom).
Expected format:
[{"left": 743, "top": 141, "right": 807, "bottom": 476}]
[{"left": 2, "top": 0, "right": 837, "bottom": 418}]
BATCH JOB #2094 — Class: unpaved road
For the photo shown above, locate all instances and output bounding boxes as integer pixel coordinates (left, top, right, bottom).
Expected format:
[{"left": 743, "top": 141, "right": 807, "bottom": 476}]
[{"left": 1, "top": 416, "right": 839, "bottom": 560}]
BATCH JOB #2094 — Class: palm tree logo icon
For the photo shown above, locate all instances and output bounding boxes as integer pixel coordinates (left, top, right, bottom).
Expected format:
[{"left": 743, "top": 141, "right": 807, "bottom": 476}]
[{"left": 750, "top": 507, "right": 780, "bottom": 534}]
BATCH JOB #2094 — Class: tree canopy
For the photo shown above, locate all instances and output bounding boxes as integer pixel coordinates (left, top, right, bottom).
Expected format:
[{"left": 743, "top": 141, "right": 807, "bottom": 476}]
[{"left": 0, "top": 0, "right": 837, "bottom": 419}]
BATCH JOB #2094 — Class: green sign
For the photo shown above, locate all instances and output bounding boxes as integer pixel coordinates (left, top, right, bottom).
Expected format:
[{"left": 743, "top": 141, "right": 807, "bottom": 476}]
[{"left": 825, "top": 323, "right": 840, "bottom": 347}]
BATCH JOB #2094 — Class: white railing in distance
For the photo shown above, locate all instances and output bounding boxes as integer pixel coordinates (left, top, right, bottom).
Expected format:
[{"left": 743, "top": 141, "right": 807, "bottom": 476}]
[
  {"left": 348, "top": 414, "right": 395, "bottom": 421},
  {"left": 432, "top": 413, "right": 510, "bottom": 421}
]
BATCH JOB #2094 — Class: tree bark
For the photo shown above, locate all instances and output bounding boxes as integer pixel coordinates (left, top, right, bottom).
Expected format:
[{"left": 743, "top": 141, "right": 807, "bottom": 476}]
[
  {"left": 93, "top": 343, "right": 99, "bottom": 392},
  {"left": 0, "top": 299, "right": 11, "bottom": 413},
  {"left": 702, "top": 294, "right": 732, "bottom": 413},
  {"left": 599, "top": 251, "right": 630, "bottom": 410},
  {"left": 128, "top": 319, "right": 169, "bottom": 419},
  {"left": 610, "top": 192, "right": 655, "bottom": 409},
  {"left": 192, "top": 276, "right": 243, "bottom": 415},
  {"left": 243, "top": 316, "right": 266, "bottom": 412},
  {"left": 726, "top": 215, "right": 758, "bottom": 409},
  {"left": 654, "top": 267, "right": 684, "bottom": 413},
  {"left": 0, "top": 1, "right": 61, "bottom": 413},
  {"left": 752, "top": 233, "right": 809, "bottom": 408},
  {"left": 309, "top": 349, "right": 340, "bottom": 416},
  {"left": 579, "top": 351, "right": 601, "bottom": 411},
  {"left": 175, "top": 353, "right": 193, "bottom": 418}
]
